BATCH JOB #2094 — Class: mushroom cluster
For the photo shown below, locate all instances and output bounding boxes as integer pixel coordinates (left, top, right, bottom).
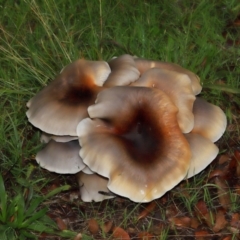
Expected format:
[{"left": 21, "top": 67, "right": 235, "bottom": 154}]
[{"left": 26, "top": 54, "right": 227, "bottom": 203}]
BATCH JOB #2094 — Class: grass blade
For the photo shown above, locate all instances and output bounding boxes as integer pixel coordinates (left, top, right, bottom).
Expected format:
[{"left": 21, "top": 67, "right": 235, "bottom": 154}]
[{"left": 0, "top": 174, "right": 7, "bottom": 222}]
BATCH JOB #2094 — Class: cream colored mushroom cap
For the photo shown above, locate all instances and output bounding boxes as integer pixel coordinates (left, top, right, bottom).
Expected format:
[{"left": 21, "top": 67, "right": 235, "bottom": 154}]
[
  {"left": 36, "top": 140, "right": 85, "bottom": 174},
  {"left": 78, "top": 172, "right": 115, "bottom": 202},
  {"left": 77, "top": 86, "right": 191, "bottom": 202},
  {"left": 191, "top": 98, "right": 227, "bottom": 142},
  {"left": 26, "top": 59, "right": 110, "bottom": 136},
  {"left": 134, "top": 58, "right": 202, "bottom": 95},
  {"left": 131, "top": 68, "right": 196, "bottom": 133},
  {"left": 185, "top": 133, "right": 219, "bottom": 178},
  {"left": 103, "top": 54, "right": 140, "bottom": 87}
]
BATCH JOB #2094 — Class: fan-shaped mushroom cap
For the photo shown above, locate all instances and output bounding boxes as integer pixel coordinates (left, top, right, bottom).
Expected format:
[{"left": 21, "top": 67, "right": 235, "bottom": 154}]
[
  {"left": 191, "top": 98, "right": 227, "bottom": 142},
  {"left": 134, "top": 58, "right": 202, "bottom": 95},
  {"left": 36, "top": 140, "right": 85, "bottom": 174},
  {"left": 103, "top": 54, "right": 140, "bottom": 87},
  {"left": 78, "top": 172, "right": 115, "bottom": 202},
  {"left": 40, "top": 132, "right": 78, "bottom": 143},
  {"left": 26, "top": 59, "right": 110, "bottom": 136},
  {"left": 77, "top": 86, "right": 191, "bottom": 202},
  {"left": 185, "top": 133, "right": 219, "bottom": 178},
  {"left": 131, "top": 68, "right": 196, "bottom": 133}
]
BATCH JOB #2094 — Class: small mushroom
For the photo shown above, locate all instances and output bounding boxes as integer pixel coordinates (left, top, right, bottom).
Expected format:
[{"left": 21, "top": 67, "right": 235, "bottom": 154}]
[
  {"left": 78, "top": 172, "right": 115, "bottom": 202},
  {"left": 185, "top": 133, "right": 219, "bottom": 178},
  {"left": 103, "top": 54, "right": 140, "bottom": 87},
  {"left": 77, "top": 86, "right": 191, "bottom": 202},
  {"left": 131, "top": 68, "right": 196, "bottom": 133},
  {"left": 26, "top": 59, "right": 111, "bottom": 136},
  {"left": 36, "top": 140, "right": 85, "bottom": 174},
  {"left": 191, "top": 98, "right": 227, "bottom": 142},
  {"left": 134, "top": 58, "right": 202, "bottom": 95}
]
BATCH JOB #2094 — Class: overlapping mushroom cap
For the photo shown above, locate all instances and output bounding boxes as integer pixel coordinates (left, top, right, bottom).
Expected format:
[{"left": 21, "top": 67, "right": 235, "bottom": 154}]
[
  {"left": 26, "top": 54, "right": 227, "bottom": 203},
  {"left": 78, "top": 87, "right": 191, "bottom": 202},
  {"left": 26, "top": 59, "right": 111, "bottom": 136}
]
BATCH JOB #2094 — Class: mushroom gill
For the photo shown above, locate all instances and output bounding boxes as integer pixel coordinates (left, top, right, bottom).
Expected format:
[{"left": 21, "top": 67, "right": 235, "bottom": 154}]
[{"left": 77, "top": 86, "right": 191, "bottom": 202}]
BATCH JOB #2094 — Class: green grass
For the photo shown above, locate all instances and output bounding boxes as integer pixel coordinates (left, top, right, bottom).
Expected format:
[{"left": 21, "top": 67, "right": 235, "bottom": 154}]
[{"left": 1, "top": 0, "right": 240, "bottom": 239}]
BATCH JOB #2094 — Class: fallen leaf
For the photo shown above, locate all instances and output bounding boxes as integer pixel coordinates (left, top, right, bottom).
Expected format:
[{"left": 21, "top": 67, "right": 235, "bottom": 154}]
[
  {"left": 221, "top": 236, "right": 232, "bottom": 240},
  {"left": 190, "top": 217, "right": 201, "bottom": 229},
  {"left": 195, "top": 200, "right": 208, "bottom": 216},
  {"left": 203, "top": 211, "right": 215, "bottom": 228},
  {"left": 138, "top": 201, "right": 156, "bottom": 220},
  {"left": 137, "top": 232, "right": 153, "bottom": 240},
  {"left": 112, "top": 227, "right": 130, "bottom": 240},
  {"left": 218, "top": 154, "right": 231, "bottom": 165},
  {"left": 88, "top": 218, "right": 99, "bottom": 234},
  {"left": 149, "top": 223, "right": 165, "bottom": 235},
  {"left": 127, "top": 227, "right": 136, "bottom": 234},
  {"left": 208, "top": 169, "right": 226, "bottom": 180},
  {"left": 165, "top": 204, "right": 179, "bottom": 219},
  {"left": 56, "top": 217, "right": 67, "bottom": 230},
  {"left": 168, "top": 216, "right": 191, "bottom": 228},
  {"left": 102, "top": 220, "right": 113, "bottom": 233},
  {"left": 215, "top": 177, "right": 231, "bottom": 209},
  {"left": 212, "top": 209, "right": 227, "bottom": 232},
  {"left": 194, "top": 230, "right": 210, "bottom": 239},
  {"left": 234, "top": 150, "right": 240, "bottom": 162},
  {"left": 231, "top": 213, "right": 240, "bottom": 229},
  {"left": 74, "top": 233, "right": 82, "bottom": 240}
]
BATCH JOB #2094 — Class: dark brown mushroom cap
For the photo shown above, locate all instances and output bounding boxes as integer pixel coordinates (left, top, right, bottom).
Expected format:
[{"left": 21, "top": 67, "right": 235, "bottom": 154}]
[
  {"left": 77, "top": 86, "right": 191, "bottom": 202},
  {"left": 131, "top": 68, "right": 196, "bottom": 133},
  {"left": 134, "top": 58, "right": 202, "bottom": 95},
  {"left": 78, "top": 172, "right": 115, "bottom": 202},
  {"left": 103, "top": 54, "right": 140, "bottom": 87},
  {"left": 185, "top": 133, "right": 219, "bottom": 178},
  {"left": 26, "top": 59, "right": 110, "bottom": 136},
  {"left": 191, "top": 98, "right": 227, "bottom": 142},
  {"left": 36, "top": 140, "right": 86, "bottom": 174}
]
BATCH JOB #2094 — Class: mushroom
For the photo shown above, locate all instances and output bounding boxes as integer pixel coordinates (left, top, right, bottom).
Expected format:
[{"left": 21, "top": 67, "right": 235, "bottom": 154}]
[
  {"left": 26, "top": 59, "right": 111, "bottom": 136},
  {"left": 36, "top": 140, "right": 86, "bottom": 174},
  {"left": 103, "top": 54, "right": 140, "bottom": 87},
  {"left": 134, "top": 58, "right": 202, "bottom": 95},
  {"left": 191, "top": 98, "right": 227, "bottom": 142},
  {"left": 184, "top": 133, "right": 219, "bottom": 178},
  {"left": 131, "top": 68, "right": 196, "bottom": 133},
  {"left": 40, "top": 132, "right": 78, "bottom": 143},
  {"left": 78, "top": 172, "right": 115, "bottom": 202},
  {"left": 77, "top": 86, "right": 191, "bottom": 202}
]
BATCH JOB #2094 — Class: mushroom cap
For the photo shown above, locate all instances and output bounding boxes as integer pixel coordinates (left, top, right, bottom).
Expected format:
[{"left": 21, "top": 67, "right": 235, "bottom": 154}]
[
  {"left": 40, "top": 132, "right": 78, "bottom": 143},
  {"left": 82, "top": 166, "right": 94, "bottom": 174},
  {"left": 134, "top": 58, "right": 202, "bottom": 95},
  {"left": 77, "top": 86, "right": 191, "bottom": 202},
  {"left": 36, "top": 140, "right": 85, "bottom": 174},
  {"left": 26, "top": 59, "right": 110, "bottom": 136},
  {"left": 78, "top": 172, "right": 115, "bottom": 202},
  {"left": 103, "top": 54, "right": 140, "bottom": 87},
  {"left": 185, "top": 133, "right": 219, "bottom": 178},
  {"left": 131, "top": 68, "right": 196, "bottom": 133},
  {"left": 191, "top": 98, "right": 227, "bottom": 142}
]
